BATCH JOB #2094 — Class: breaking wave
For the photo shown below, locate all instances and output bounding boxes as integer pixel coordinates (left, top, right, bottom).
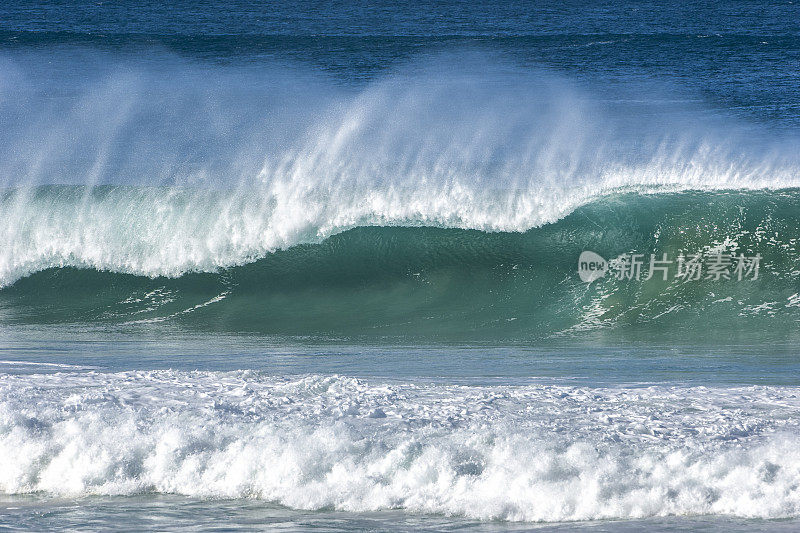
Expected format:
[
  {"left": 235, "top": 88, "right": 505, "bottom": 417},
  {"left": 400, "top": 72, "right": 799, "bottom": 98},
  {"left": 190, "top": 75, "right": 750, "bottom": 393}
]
[{"left": 1, "top": 52, "right": 799, "bottom": 339}]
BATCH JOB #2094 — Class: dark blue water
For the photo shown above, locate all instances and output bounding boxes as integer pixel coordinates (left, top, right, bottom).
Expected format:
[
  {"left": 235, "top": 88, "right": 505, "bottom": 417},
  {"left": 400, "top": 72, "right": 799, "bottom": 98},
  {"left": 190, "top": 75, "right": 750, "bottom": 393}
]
[{"left": 3, "top": 1, "right": 800, "bottom": 127}]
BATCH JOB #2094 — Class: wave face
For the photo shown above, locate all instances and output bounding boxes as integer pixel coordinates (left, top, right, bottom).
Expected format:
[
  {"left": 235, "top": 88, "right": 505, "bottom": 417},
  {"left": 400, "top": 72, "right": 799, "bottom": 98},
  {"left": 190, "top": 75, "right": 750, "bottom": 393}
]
[
  {"left": 2, "top": 370, "right": 800, "bottom": 521},
  {"left": 3, "top": 188, "right": 800, "bottom": 340}
]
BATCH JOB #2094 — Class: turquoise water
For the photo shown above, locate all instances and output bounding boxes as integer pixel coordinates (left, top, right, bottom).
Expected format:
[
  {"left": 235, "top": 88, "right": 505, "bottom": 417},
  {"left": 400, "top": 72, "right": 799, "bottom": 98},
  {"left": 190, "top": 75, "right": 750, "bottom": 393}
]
[{"left": 2, "top": 1, "right": 800, "bottom": 530}]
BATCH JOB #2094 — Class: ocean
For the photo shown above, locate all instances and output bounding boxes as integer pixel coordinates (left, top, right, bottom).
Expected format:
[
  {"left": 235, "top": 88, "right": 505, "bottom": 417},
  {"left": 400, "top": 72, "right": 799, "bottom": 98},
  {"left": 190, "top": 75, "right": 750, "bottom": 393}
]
[{"left": 2, "top": 1, "right": 800, "bottom": 530}]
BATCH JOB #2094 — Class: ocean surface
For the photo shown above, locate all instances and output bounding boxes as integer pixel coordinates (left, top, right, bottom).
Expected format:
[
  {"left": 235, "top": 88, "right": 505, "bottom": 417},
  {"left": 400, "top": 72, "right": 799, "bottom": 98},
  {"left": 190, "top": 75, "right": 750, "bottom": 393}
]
[{"left": 2, "top": 1, "right": 800, "bottom": 531}]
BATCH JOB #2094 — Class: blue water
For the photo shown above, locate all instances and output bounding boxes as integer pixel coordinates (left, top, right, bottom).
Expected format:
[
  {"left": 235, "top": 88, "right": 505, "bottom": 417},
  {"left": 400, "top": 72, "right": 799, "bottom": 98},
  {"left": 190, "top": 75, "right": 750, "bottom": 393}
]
[{"left": 2, "top": 1, "right": 800, "bottom": 530}]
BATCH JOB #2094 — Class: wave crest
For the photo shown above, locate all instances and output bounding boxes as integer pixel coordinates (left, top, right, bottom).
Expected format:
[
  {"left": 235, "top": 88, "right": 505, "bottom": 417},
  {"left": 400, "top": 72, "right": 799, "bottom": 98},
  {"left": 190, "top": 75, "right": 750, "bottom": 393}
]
[{"left": 2, "top": 54, "right": 800, "bottom": 287}]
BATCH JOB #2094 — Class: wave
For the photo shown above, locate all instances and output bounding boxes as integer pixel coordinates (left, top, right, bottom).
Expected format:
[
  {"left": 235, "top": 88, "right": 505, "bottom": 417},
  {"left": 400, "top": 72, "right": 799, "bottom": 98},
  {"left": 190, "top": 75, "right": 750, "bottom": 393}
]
[
  {"left": 3, "top": 188, "right": 800, "bottom": 340},
  {"left": 2, "top": 370, "right": 800, "bottom": 521},
  {"left": 2, "top": 53, "right": 800, "bottom": 338}
]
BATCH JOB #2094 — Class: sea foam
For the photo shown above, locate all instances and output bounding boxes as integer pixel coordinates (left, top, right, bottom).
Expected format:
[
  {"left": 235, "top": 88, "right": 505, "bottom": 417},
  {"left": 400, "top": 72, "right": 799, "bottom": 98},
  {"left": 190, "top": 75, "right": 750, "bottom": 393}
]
[{"left": 2, "top": 371, "right": 800, "bottom": 521}]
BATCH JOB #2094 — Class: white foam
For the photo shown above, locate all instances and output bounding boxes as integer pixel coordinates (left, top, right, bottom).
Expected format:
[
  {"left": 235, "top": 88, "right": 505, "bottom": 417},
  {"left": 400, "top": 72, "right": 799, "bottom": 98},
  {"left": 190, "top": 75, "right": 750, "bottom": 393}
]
[
  {"left": 2, "top": 371, "right": 800, "bottom": 522},
  {"left": 0, "top": 360, "right": 95, "bottom": 369}
]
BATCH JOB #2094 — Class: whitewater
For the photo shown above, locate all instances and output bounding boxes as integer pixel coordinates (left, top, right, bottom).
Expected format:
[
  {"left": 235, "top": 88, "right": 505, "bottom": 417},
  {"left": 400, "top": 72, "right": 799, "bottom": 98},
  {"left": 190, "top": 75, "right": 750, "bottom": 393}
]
[{"left": 3, "top": 370, "right": 800, "bottom": 522}]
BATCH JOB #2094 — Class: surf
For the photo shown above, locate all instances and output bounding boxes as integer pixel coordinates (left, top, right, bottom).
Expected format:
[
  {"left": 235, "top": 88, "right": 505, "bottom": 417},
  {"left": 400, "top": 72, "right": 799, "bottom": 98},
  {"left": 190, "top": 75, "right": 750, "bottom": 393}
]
[{"left": 2, "top": 370, "right": 800, "bottom": 521}]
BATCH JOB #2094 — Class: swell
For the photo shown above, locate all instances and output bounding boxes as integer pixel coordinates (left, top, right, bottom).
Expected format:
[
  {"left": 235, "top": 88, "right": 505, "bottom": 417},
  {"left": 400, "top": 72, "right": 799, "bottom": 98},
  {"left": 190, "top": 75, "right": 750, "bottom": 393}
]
[{"left": 3, "top": 189, "right": 800, "bottom": 341}]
